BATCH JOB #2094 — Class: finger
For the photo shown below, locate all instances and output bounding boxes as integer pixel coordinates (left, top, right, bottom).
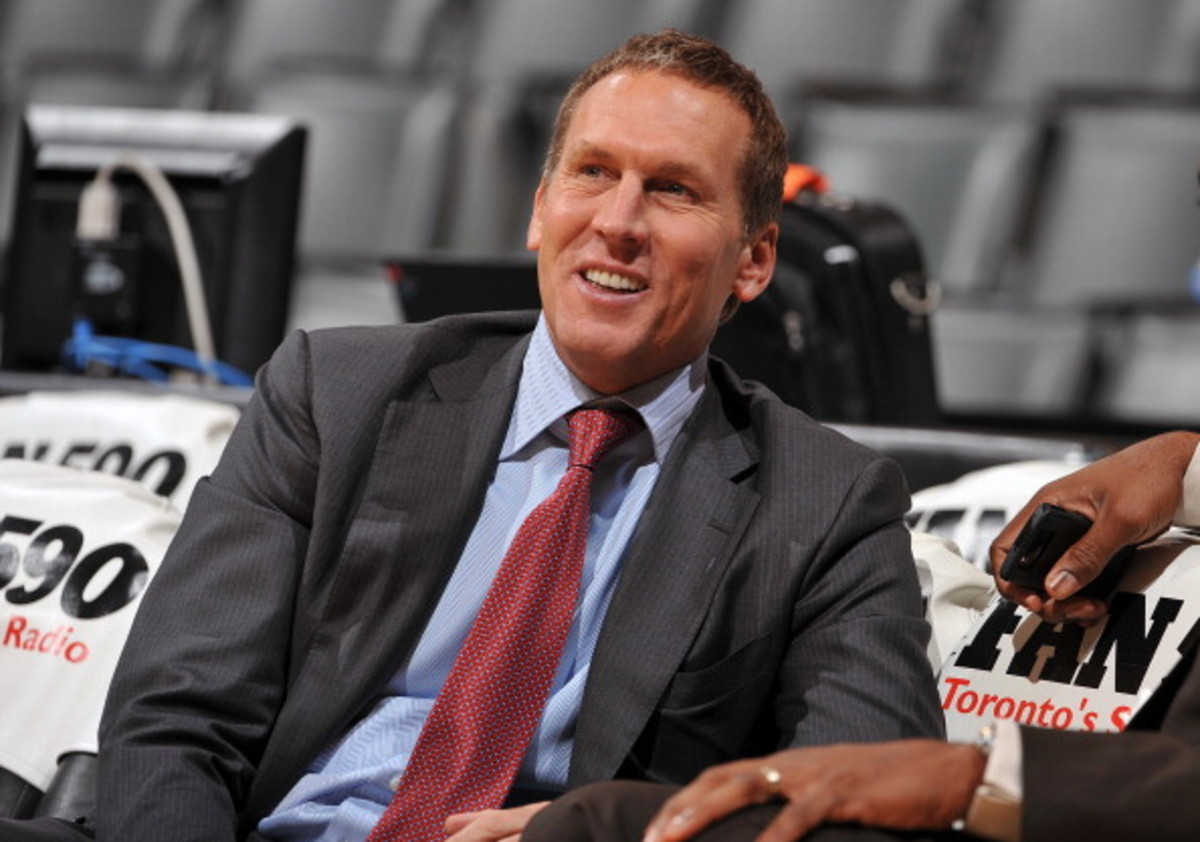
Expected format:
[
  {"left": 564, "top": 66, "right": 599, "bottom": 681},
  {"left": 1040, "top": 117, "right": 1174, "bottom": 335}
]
[
  {"left": 445, "top": 811, "right": 484, "bottom": 834},
  {"left": 484, "top": 801, "right": 547, "bottom": 838},
  {"left": 1044, "top": 527, "right": 1129, "bottom": 601},
  {"left": 445, "top": 806, "right": 537, "bottom": 841},
  {"left": 1035, "top": 594, "right": 1106, "bottom": 625},
  {"left": 993, "top": 578, "right": 1045, "bottom": 614},
  {"left": 989, "top": 497, "right": 1043, "bottom": 579},
  {"left": 755, "top": 797, "right": 829, "bottom": 842},
  {"left": 646, "top": 767, "right": 739, "bottom": 840},
  {"left": 1000, "top": 585, "right": 1103, "bottom": 624},
  {"left": 644, "top": 804, "right": 697, "bottom": 842},
  {"left": 445, "top": 820, "right": 502, "bottom": 842},
  {"left": 1059, "top": 594, "right": 1108, "bottom": 622},
  {"left": 648, "top": 767, "right": 765, "bottom": 842}
]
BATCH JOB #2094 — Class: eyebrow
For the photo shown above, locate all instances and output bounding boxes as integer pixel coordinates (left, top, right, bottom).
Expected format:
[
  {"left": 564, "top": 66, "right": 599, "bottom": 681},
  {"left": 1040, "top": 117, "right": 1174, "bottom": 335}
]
[{"left": 568, "top": 141, "right": 715, "bottom": 188}]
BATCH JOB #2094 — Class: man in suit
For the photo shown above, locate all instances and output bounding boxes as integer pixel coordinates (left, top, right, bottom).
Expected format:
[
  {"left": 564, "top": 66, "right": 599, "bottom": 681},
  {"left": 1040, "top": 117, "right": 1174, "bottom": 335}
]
[
  {"left": 523, "top": 430, "right": 1200, "bottom": 842},
  {"left": 1, "top": 30, "right": 940, "bottom": 842}
]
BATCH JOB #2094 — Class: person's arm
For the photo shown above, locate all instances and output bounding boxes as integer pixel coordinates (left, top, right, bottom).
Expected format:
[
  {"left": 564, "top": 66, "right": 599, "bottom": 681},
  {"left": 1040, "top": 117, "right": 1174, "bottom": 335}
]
[
  {"left": 989, "top": 431, "right": 1200, "bottom": 624},
  {"left": 642, "top": 740, "right": 983, "bottom": 842},
  {"left": 95, "top": 331, "right": 321, "bottom": 841},
  {"left": 1019, "top": 715, "right": 1200, "bottom": 841},
  {"left": 636, "top": 675, "right": 1200, "bottom": 842}
]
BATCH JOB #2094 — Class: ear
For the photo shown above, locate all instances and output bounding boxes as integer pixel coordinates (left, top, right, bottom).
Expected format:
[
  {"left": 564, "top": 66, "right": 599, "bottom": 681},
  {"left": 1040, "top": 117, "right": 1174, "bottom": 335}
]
[
  {"left": 526, "top": 181, "right": 547, "bottom": 251},
  {"left": 731, "top": 223, "right": 778, "bottom": 304}
]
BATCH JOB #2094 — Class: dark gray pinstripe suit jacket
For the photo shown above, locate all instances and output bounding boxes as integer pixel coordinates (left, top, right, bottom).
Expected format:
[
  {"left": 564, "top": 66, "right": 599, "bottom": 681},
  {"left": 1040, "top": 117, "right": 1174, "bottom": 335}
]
[{"left": 44, "top": 311, "right": 939, "bottom": 841}]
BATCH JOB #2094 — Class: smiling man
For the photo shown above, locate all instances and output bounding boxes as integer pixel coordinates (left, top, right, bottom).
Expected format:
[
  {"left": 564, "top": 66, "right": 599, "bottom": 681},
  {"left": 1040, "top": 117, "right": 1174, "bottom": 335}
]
[
  {"left": 529, "top": 68, "right": 775, "bottom": 396},
  {"left": 1, "top": 30, "right": 940, "bottom": 842}
]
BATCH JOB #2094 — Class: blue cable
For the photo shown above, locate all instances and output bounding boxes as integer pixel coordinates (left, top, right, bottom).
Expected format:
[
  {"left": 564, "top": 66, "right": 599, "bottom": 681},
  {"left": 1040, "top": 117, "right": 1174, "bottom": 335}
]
[{"left": 63, "top": 318, "right": 253, "bottom": 387}]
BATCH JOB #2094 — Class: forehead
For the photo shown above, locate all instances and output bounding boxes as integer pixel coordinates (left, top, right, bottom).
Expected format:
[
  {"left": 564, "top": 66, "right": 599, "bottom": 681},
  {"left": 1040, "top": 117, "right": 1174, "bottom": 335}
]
[{"left": 561, "top": 70, "right": 751, "bottom": 168}]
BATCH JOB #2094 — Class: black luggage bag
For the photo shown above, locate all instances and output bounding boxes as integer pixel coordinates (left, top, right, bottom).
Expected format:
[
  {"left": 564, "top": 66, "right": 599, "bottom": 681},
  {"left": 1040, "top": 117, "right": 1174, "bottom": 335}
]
[{"left": 712, "top": 187, "right": 941, "bottom": 426}]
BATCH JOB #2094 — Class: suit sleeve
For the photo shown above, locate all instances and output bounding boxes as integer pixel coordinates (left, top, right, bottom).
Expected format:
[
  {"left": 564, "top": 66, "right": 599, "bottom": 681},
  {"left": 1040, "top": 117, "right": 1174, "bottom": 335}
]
[
  {"left": 95, "top": 331, "right": 320, "bottom": 842},
  {"left": 1019, "top": 637, "right": 1200, "bottom": 842},
  {"left": 779, "top": 455, "right": 945, "bottom": 748}
]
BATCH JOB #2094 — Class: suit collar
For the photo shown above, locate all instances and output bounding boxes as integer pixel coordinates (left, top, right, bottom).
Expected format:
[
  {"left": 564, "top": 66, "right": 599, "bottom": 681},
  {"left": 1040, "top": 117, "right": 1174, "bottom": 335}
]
[
  {"left": 503, "top": 317, "right": 709, "bottom": 464},
  {"left": 427, "top": 327, "right": 531, "bottom": 403}
]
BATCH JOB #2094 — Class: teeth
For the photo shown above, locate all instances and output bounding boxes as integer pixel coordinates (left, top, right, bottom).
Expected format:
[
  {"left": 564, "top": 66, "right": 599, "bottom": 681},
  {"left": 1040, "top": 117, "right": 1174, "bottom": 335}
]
[{"left": 584, "top": 269, "right": 645, "bottom": 292}]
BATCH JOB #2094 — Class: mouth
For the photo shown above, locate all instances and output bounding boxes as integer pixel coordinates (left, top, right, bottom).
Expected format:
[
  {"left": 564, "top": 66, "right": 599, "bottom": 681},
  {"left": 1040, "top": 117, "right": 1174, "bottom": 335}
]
[{"left": 583, "top": 268, "right": 647, "bottom": 293}]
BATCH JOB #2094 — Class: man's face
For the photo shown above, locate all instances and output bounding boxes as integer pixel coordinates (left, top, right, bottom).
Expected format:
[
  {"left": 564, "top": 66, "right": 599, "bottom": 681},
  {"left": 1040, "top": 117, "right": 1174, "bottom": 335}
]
[{"left": 527, "top": 70, "right": 777, "bottom": 395}]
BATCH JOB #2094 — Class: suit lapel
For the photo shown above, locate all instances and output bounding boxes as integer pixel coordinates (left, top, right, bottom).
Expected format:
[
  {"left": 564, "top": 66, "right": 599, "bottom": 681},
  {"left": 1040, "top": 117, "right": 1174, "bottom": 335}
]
[
  {"left": 570, "top": 382, "right": 761, "bottom": 785},
  {"left": 251, "top": 335, "right": 528, "bottom": 816}
]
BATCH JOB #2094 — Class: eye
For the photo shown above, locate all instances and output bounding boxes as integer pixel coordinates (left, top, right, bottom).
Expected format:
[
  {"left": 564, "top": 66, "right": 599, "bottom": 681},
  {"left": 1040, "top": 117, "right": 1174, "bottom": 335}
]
[
  {"left": 561, "top": 161, "right": 612, "bottom": 192},
  {"left": 651, "top": 180, "right": 696, "bottom": 201}
]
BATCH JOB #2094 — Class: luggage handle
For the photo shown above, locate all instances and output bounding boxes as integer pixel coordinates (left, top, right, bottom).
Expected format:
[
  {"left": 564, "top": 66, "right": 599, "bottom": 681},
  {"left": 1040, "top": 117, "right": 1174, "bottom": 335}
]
[{"left": 890, "top": 272, "right": 941, "bottom": 317}]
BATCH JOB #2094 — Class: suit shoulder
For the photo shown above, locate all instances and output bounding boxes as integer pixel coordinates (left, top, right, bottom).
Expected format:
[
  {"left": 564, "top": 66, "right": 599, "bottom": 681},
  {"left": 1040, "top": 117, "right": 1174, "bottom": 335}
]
[
  {"left": 276, "top": 310, "right": 532, "bottom": 385},
  {"left": 710, "top": 357, "right": 885, "bottom": 471},
  {"left": 303, "top": 311, "right": 537, "bottom": 362}
]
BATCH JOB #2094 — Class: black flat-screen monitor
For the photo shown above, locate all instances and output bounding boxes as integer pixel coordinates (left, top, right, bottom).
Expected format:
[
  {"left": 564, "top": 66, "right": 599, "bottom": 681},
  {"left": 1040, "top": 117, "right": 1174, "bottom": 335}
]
[
  {"left": 2, "top": 104, "right": 306, "bottom": 378},
  {"left": 385, "top": 252, "right": 541, "bottom": 322}
]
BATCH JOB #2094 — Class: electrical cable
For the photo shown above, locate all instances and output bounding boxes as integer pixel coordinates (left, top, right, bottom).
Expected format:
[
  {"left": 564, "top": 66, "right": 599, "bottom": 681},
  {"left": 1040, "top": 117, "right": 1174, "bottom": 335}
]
[
  {"left": 65, "top": 317, "right": 253, "bottom": 387},
  {"left": 75, "top": 154, "right": 220, "bottom": 384}
]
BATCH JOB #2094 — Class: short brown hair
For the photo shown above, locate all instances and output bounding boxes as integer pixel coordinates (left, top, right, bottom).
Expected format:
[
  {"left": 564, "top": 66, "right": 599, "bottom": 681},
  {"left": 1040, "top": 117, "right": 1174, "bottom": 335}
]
[{"left": 544, "top": 29, "right": 788, "bottom": 238}]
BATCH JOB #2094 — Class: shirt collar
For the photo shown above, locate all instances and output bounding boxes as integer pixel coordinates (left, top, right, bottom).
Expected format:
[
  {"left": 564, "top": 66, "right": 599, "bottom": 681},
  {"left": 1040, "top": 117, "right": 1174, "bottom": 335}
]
[{"left": 502, "top": 316, "right": 707, "bottom": 463}]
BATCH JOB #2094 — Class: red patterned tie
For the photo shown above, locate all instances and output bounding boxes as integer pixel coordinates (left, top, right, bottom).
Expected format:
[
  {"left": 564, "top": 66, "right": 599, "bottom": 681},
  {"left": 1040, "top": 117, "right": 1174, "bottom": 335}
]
[{"left": 365, "top": 407, "right": 642, "bottom": 842}]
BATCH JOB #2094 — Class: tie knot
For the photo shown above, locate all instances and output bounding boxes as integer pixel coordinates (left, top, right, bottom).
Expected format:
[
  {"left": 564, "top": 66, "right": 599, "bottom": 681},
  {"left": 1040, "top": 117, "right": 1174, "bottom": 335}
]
[{"left": 567, "top": 407, "right": 642, "bottom": 469}]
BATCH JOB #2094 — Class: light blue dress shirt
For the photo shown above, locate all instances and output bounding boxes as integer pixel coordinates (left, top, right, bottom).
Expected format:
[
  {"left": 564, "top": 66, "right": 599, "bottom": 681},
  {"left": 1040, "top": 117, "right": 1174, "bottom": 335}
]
[{"left": 259, "top": 317, "right": 706, "bottom": 841}]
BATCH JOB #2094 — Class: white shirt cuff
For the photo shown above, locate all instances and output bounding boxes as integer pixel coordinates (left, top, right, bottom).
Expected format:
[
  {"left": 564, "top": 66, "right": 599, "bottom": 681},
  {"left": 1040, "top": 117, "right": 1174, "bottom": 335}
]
[
  {"left": 960, "top": 720, "right": 1023, "bottom": 841},
  {"left": 1175, "top": 442, "right": 1200, "bottom": 528},
  {"left": 984, "top": 718, "right": 1023, "bottom": 800}
]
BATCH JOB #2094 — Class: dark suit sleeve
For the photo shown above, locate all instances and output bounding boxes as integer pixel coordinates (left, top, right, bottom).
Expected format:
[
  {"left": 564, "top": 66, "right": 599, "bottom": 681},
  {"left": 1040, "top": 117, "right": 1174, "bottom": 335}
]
[
  {"left": 95, "top": 331, "right": 320, "bottom": 842},
  {"left": 1020, "top": 650, "right": 1200, "bottom": 842},
  {"left": 777, "top": 455, "right": 945, "bottom": 748}
]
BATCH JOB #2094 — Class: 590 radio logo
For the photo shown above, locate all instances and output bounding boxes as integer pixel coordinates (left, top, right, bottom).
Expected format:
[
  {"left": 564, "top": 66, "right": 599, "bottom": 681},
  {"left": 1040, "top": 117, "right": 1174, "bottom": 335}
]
[
  {"left": 0, "top": 514, "right": 152, "bottom": 665},
  {"left": 3, "top": 440, "right": 189, "bottom": 500}
]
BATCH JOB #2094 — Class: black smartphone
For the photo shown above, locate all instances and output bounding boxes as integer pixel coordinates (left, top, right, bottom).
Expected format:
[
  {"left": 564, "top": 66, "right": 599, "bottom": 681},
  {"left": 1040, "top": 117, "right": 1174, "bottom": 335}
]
[{"left": 999, "top": 503, "right": 1134, "bottom": 600}]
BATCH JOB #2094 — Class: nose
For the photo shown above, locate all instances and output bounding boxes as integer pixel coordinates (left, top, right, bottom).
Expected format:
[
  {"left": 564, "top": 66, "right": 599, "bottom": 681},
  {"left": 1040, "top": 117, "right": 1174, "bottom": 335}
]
[{"left": 593, "top": 174, "right": 649, "bottom": 248}]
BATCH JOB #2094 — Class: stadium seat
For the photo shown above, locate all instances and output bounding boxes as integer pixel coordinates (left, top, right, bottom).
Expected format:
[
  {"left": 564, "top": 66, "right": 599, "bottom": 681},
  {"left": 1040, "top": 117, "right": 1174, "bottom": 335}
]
[
  {"left": 0, "top": 0, "right": 196, "bottom": 76},
  {"left": 716, "top": 0, "right": 967, "bottom": 103},
  {"left": 0, "top": 0, "right": 221, "bottom": 110},
  {"left": 792, "top": 94, "right": 1037, "bottom": 292},
  {"left": 835, "top": 421, "right": 1101, "bottom": 493},
  {"left": 247, "top": 71, "right": 460, "bottom": 263},
  {"left": 1014, "top": 95, "right": 1200, "bottom": 307},
  {"left": 963, "top": 0, "right": 1200, "bottom": 104},
  {"left": 218, "top": 0, "right": 398, "bottom": 106},
  {"left": 1088, "top": 309, "right": 1200, "bottom": 425},
  {"left": 933, "top": 298, "right": 1095, "bottom": 418}
]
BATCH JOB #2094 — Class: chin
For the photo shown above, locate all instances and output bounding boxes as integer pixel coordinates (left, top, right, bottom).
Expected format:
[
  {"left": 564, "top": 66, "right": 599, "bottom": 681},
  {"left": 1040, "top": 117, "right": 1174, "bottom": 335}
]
[{"left": 568, "top": 349, "right": 644, "bottom": 393}]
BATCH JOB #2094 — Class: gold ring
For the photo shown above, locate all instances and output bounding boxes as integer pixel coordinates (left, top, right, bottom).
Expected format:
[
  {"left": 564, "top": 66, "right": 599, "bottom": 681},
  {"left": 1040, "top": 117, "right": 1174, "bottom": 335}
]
[{"left": 758, "top": 765, "right": 783, "bottom": 799}]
